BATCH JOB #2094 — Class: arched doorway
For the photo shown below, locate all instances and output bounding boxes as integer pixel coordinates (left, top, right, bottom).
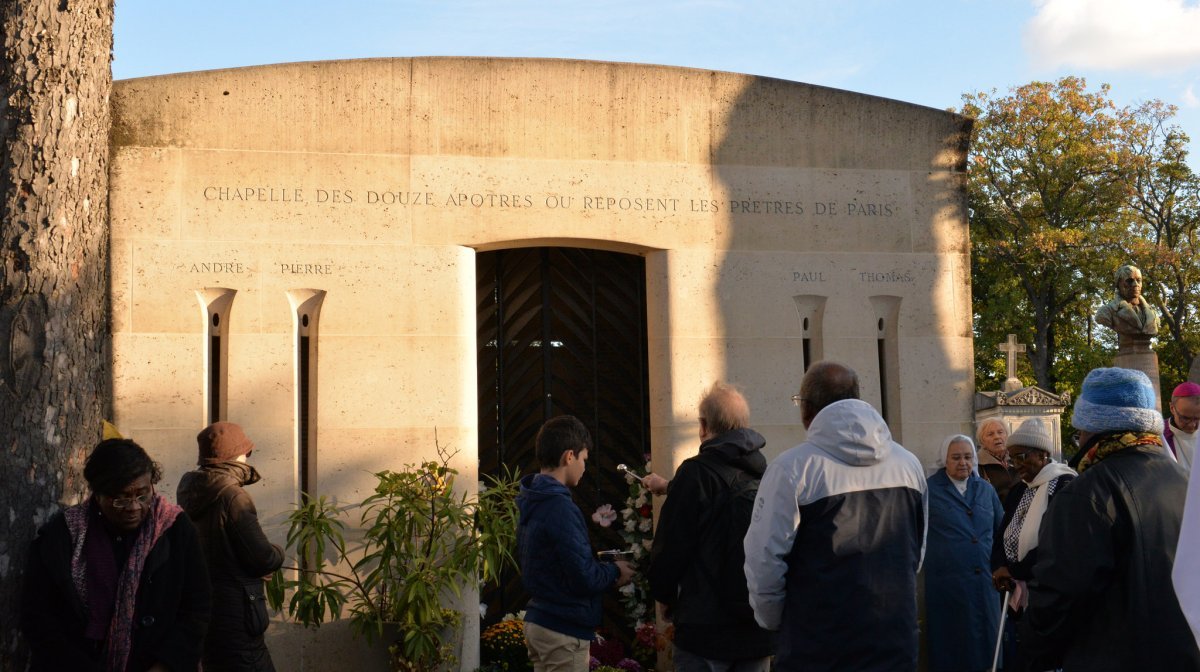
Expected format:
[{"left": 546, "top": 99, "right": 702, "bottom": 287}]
[{"left": 476, "top": 246, "right": 651, "bottom": 626}]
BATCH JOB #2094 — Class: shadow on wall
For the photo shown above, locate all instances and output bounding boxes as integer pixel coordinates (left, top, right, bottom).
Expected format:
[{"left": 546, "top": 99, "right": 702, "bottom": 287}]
[
  {"left": 710, "top": 75, "right": 974, "bottom": 466},
  {"left": 710, "top": 71, "right": 974, "bottom": 672}
]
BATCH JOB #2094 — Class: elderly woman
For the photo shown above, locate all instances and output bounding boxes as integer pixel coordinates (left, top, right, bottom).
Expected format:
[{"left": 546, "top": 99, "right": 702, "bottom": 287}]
[
  {"left": 989, "top": 418, "right": 1075, "bottom": 671},
  {"left": 22, "top": 438, "right": 210, "bottom": 671},
  {"left": 976, "top": 418, "right": 1020, "bottom": 509},
  {"left": 925, "top": 434, "right": 1005, "bottom": 672}
]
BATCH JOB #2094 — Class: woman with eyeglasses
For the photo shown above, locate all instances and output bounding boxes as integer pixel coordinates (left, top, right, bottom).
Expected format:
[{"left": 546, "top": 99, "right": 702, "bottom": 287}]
[
  {"left": 21, "top": 438, "right": 210, "bottom": 671},
  {"left": 989, "top": 418, "right": 1075, "bottom": 671},
  {"left": 924, "top": 434, "right": 1005, "bottom": 672}
]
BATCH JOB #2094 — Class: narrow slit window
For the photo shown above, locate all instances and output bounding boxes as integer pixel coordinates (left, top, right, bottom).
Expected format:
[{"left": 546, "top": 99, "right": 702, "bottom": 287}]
[
  {"left": 869, "top": 296, "right": 902, "bottom": 441},
  {"left": 877, "top": 320, "right": 889, "bottom": 421},
  {"left": 287, "top": 289, "right": 326, "bottom": 504},
  {"left": 793, "top": 296, "right": 827, "bottom": 374},
  {"left": 196, "top": 288, "right": 236, "bottom": 425}
]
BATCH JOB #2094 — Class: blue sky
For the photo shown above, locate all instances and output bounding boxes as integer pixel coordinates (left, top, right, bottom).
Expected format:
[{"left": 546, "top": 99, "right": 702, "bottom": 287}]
[{"left": 114, "top": 0, "right": 1200, "bottom": 164}]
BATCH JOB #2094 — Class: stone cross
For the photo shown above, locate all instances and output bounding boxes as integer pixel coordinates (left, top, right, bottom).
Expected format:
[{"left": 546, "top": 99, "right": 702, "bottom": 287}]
[{"left": 1000, "top": 334, "right": 1026, "bottom": 384}]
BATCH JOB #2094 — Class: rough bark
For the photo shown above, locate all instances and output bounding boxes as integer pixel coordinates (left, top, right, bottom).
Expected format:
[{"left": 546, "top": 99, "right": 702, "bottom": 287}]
[{"left": 0, "top": 0, "right": 113, "bottom": 668}]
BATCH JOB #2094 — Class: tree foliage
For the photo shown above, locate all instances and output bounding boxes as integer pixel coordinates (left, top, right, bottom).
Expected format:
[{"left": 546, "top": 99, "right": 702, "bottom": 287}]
[
  {"left": 964, "top": 77, "right": 1200, "bottom": 402},
  {"left": 1122, "top": 101, "right": 1200, "bottom": 384},
  {"left": 962, "top": 77, "right": 1139, "bottom": 392}
]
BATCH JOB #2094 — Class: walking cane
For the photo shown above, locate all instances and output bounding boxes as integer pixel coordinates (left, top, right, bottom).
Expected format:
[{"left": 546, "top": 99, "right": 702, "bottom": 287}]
[{"left": 991, "top": 590, "right": 1011, "bottom": 672}]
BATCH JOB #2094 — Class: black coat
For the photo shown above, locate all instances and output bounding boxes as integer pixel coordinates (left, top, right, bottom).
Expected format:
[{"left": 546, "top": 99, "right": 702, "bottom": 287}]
[
  {"left": 979, "top": 460, "right": 1021, "bottom": 514},
  {"left": 1022, "top": 446, "right": 1200, "bottom": 671},
  {"left": 177, "top": 461, "right": 284, "bottom": 672},
  {"left": 21, "top": 509, "right": 211, "bottom": 672},
  {"left": 648, "top": 428, "right": 776, "bottom": 660}
]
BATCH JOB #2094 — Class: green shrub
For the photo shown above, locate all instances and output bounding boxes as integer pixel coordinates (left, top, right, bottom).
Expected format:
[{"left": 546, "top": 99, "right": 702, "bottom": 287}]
[{"left": 266, "top": 442, "right": 520, "bottom": 672}]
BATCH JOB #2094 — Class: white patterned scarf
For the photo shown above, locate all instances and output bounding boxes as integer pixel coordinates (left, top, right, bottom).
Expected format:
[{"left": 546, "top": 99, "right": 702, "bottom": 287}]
[{"left": 1014, "top": 461, "right": 1076, "bottom": 561}]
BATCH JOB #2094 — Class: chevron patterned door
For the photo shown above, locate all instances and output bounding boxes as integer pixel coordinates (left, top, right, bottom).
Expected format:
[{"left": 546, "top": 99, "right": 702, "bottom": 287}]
[{"left": 477, "top": 247, "right": 651, "bottom": 626}]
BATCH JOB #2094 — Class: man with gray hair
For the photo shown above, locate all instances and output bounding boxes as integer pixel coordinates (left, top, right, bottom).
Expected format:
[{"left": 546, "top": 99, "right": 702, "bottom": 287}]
[
  {"left": 647, "top": 382, "right": 776, "bottom": 670},
  {"left": 743, "top": 361, "right": 927, "bottom": 671}
]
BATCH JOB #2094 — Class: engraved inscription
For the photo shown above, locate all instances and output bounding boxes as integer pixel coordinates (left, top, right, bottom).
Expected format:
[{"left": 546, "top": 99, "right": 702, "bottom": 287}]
[
  {"left": 793, "top": 272, "right": 826, "bottom": 281},
  {"left": 582, "top": 196, "right": 679, "bottom": 211},
  {"left": 196, "top": 186, "right": 898, "bottom": 220},
  {"left": 189, "top": 262, "right": 246, "bottom": 273},
  {"left": 203, "top": 186, "right": 303, "bottom": 202},
  {"left": 858, "top": 271, "right": 914, "bottom": 283},
  {"left": 366, "top": 190, "right": 433, "bottom": 205},
  {"left": 279, "top": 263, "right": 334, "bottom": 275},
  {"left": 846, "top": 202, "right": 895, "bottom": 217},
  {"left": 730, "top": 200, "right": 804, "bottom": 215}
]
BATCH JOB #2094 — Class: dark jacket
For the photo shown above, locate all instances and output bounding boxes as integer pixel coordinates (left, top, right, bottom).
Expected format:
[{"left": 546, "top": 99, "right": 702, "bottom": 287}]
[
  {"left": 21, "top": 510, "right": 211, "bottom": 672},
  {"left": 989, "top": 474, "right": 1074, "bottom": 581},
  {"left": 648, "top": 428, "right": 776, "bottom": 660},
  {"left": 177, "top": 461, "right": 284, "bottom": 672},
  {"left": 1023, "top": 445, "right": 1200, "bottom": 671},
  {"left": 978, "top": 452, "right": 1020, "bottom": 513},
  {"left": 516, "top": 473, "right": 619, "bottom": 640}
]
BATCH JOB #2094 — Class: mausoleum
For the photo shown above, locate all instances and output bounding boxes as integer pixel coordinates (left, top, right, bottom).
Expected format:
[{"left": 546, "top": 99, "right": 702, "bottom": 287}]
[{"left": 108, "top": 57, "right": 974, "bottom": 668}]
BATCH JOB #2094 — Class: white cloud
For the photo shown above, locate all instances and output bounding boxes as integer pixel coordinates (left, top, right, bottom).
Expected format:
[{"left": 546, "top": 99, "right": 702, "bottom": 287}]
[
  {"left": 1184, "top": 83, "right": 1200, "bottom": 108},
  {"left": 1025, "top": 0, "right": 1200, "bottom": 72}
]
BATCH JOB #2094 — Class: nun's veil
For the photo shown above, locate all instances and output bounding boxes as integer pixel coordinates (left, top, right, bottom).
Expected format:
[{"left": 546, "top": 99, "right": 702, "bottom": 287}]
[{"left": 931, "top": 433, "right": 980, "bottom": 477}]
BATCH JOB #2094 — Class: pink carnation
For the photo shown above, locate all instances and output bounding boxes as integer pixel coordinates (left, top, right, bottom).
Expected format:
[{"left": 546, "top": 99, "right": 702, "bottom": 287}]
[{"left": 591, "top": 503, "right": 618, "bottom": 527}]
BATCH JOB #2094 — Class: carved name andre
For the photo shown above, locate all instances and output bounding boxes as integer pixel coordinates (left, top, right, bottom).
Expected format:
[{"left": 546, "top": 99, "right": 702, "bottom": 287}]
[{"left": 188, "top": 261, "right": 246, "bottom": 274}]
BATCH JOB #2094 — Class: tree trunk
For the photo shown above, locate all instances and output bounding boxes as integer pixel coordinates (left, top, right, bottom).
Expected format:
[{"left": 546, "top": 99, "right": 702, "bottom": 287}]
[{"left": 0, "top": 0, "right": 113, "bottom": 668}]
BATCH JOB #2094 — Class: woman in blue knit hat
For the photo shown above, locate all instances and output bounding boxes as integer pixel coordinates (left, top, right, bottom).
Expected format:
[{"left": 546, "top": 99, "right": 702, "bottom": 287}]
[{"left": 1022, "top": 367, "right": 1199, "bottom": 671}]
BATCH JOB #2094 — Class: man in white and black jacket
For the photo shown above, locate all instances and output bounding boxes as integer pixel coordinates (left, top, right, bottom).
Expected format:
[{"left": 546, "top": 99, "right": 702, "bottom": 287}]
[{"left": 743, "top": 361, "right": 927, "bottom": 671}]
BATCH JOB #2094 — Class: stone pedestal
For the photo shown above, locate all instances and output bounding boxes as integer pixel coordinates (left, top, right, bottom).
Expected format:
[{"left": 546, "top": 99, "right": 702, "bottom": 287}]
[{"left": 1116, "top": 334, "right": 1162, "bottom": 412}]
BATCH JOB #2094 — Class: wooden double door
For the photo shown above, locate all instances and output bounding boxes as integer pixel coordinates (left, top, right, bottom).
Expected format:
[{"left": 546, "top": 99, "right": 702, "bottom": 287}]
[{"left": 476, "top": 247, "right": 651, "bottom": 625}]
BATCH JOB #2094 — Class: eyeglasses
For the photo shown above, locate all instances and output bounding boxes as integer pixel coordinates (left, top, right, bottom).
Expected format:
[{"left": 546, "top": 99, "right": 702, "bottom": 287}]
[
  {"left": 107, "top": 491, "right": 153, "bottom": 510},
  {"left": 1009, "top": 450, "right": 1044, "bottom": 463},
  {"left": 791, "top": 394, "right": 804, "bottom": 407},
  {"left": 1175, "top": 414, "right": 1200, "bottom": 427}
]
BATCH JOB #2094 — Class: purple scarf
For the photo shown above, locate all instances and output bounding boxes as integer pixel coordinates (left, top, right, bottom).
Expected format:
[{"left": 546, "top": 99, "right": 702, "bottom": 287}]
[{"left": 64, "top": 493, "right": 182, "bottom": 671}]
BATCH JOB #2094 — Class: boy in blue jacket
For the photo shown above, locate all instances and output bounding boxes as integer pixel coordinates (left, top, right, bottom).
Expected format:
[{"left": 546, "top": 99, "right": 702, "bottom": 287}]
[{"left": 516, "top": 415, "right": 635, "bottom": 671}]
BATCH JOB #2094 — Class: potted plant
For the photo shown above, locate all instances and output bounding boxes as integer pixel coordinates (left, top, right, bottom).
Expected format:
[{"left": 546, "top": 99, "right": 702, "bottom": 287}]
[{"left": 266, "top": 442, "right": 520, "bottom": 671}]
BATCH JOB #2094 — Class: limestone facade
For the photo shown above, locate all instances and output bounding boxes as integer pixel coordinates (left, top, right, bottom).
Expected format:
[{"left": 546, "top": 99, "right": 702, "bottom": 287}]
[{"left": 109, "top": 57, "right": 974, "bottom": 668}]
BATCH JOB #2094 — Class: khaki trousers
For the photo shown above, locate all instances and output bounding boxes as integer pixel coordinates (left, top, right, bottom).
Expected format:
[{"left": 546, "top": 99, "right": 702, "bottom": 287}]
[{"left": 524, "top": 621, "right": 591, "bottom": 672}]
